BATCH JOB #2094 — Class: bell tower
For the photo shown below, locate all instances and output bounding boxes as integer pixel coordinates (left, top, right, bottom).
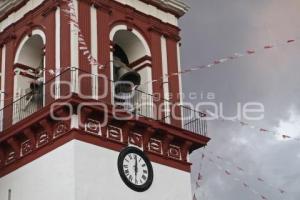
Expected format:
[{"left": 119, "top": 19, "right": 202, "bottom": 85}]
[{"left": 0, "top": 0, "right": 210, "bottom": 199}]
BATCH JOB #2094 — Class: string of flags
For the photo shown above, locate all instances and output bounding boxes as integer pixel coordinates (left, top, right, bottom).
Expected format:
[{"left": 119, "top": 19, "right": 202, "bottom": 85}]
[
  {"left": 61, "top": 0, "right": 103, "bottom": 69},
  {"left": 194, "top": 152, "right": 272, "bottom": 200},
  {"left": 7, "top": 35, "right": 300, "bottom": 100},
  {"left": 218, "top": 116, "right": 300, "bottom": 142},
  {"left": 140, "top": 37, "right": 300, "bottom": 87},
  {"left": 206, "top": 151, "right": 287, "bottom": 195},
  {"left": 6, "top": 0, "right": 300, "bottom": 89}
]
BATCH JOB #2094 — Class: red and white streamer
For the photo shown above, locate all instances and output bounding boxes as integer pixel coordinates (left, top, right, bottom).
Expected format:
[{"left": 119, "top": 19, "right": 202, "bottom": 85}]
[
  {"left": 207, "top": 151, "right": 287, "bottom": 195},
  {"left": 219, "top": 117, "right": 300, "bottom": 142},
  {"left": 201, "top": 153, "right": 270, "bottom": 200}
]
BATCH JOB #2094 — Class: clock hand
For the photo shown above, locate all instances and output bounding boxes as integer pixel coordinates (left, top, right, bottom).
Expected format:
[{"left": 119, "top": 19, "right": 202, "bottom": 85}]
[{"left": 134, "top": 155, "right": 138, "bottom": 181}]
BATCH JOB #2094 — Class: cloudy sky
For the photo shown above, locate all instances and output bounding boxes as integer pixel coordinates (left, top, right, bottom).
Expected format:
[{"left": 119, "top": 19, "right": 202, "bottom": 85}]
[{"left": 179, "top": 0, "right": 300, "bottom": 199}]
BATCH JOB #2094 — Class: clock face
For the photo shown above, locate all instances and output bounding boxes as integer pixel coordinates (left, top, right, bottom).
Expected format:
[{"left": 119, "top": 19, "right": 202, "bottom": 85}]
[{"left": 118, "top": 147, "right": 153, "bottom": 192}]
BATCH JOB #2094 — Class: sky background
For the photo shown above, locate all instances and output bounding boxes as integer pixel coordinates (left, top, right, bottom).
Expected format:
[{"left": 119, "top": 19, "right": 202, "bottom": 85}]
[{"left": 179, "top": 0, "right": 300, "bottom": 199}]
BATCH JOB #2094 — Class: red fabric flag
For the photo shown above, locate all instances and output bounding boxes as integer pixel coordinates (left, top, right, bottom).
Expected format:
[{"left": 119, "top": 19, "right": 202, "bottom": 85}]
[
  {"left": 214, "top": 60, "right": 221, "bottom": 64},
  {"left": 243, "top": 183, "right": 249, "bottom": 188},
  {"left": 261, "top": 195, "right": 268, "bottom": 200},
  {"left": 257, "top": 178, "right": 264, "bottom": 182},
  {"left": 282, "top": 134, "right": 291, "bottom": 139},
  {"left": 240, "top": 121, "right": 248, "bottom": 126},
  {"left": 287, "top": 39, "right": 295, "bottom": 43},
  {"left": 264, "top": 45, "right": 273, "bottom": 49},
  {"left": 260, "top": 128, "right": 268, "bottom": 132},
  {"left": 279, "top": 189, "right": 286, "bottom": 194},
  {"left": 237, "top": 167, "right": 244, "bottom": 171},
  {"left": 247, "top": 50, "right": 255, "bottom": 54},
  {"left": 198, "top": 173, "right": 202, "bottom": 180},
  {"left": 225, "top": 170, "right": 231, "bottom": 175}
]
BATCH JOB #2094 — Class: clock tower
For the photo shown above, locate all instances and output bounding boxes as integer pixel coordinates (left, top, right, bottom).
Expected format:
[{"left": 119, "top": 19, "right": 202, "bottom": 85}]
[{"left": 0, "top": 0, "right": 210, "bottom": 199}]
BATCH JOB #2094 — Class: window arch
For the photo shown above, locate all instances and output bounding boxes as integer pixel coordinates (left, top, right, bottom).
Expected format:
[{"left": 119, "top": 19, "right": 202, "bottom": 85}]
[{"left": 12, "top": 29, "right": 46, "bottom": 123}]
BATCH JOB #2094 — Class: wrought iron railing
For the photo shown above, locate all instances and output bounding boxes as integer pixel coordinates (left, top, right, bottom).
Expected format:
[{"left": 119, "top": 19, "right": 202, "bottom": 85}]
[
  {"left": 113, "top": 82, "right": 207, "bottom": 136},
  {"left": 0, "top": 68, "right": 207, "bottom": 136},
  {"left": 12, "top": 90, "right": 43, "bottom": 124}
]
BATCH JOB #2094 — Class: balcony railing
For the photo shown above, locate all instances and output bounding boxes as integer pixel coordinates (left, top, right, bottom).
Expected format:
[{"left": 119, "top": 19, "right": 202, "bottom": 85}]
[
  {"left": 12, "top": 89, "right": 43, "bottom": 124},
  {"left": 114, "top": 83, "right": 207, "bottom": 136},
  {"left": 0, "top": 68, "right": 207, "bottom": 136}
]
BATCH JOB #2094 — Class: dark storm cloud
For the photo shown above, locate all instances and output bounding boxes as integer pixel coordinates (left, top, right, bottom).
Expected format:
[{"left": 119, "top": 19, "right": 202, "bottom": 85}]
[{"left": 179, "top": 0, "right": 300, "bottom": 199}]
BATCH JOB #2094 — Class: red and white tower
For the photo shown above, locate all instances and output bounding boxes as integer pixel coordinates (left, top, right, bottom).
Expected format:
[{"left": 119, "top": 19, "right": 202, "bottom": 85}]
[{"left": 0, "top": 0, "right": 210, "bottom": 199}]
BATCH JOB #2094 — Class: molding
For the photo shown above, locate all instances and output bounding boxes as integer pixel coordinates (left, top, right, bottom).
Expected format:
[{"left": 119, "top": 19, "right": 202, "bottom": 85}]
[{"left": 0, "top": 95, "right": 210, "bottom": 177}]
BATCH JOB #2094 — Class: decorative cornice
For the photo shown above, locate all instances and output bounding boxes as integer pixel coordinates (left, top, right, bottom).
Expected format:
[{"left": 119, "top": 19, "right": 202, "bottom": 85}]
[
  {"left": 0, "top": 0, "right": 26, "bottom": 18},
  {"left": 0, "top": 95, "right": 210, "bottom": 177},
  {"left": 148, "top": 0, "right": 189, "bottom": 17}
]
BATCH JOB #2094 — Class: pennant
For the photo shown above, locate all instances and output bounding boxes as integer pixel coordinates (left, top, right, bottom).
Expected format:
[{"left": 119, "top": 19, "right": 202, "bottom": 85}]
[
  {"left": 257, "top": 178, "right": 264, "bottom": 182},
  {"left": 282, "top": 134, "right": 291, "bottom": 139},
  {"left": 240, "top": 121, "right": 248, "bottom": 126},
  {"left": 214, "top": 60, "right": 221, "bottom": 64},
  {"left": 234, "top": 53, "right": 244, "bottom": 57},
  {"left": 83, "top": 50, "right": 90, "bottom": 56},
  {"left": 264, "top": 45, "right": 273, "bottom": 49},
  {"left": 79, "top": 46, "right": 88, "bottom": 50},
  {"left": 259, "top": 128, "right": 268, "bottom": 132},
  {"left": 279, "top": 189, "right": 286, "bottom": 194},
  {"left": 198, "top": 173, "right": 202, "bottom": 180},
  {"left": 225, "top": 170, "right": 231, "bottom": 175},
  {"left": 243, "top": 183, "right": 249, "bottom": 188},
  {"left": 48, "top": 69, "right": 55, "bottom": 75},
  {"left": 219, "top": 58, "right": 228, "bottom": 63},
  {"left": 287, "top": 39, "right": 295, "bottom": 43},
  {"left": 237, "top": 167, "right": 244, "bottom": 171},
  {"left": 261, "top": 195, "right": 268, "bottom": 200},
  {"left": 246, "top": 50, "right": 255, "bottom": 54}
]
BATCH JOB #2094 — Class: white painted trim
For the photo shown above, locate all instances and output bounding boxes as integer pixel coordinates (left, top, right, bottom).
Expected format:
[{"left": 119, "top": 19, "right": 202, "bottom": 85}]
[
  {"left": 0, "top": 45, "right": 6, "bottom": 131},
  {"left": 132, "top": 60, "right": 152, "bottom": 71},
  {"left": 113, "top": 0, "right": 179, "bottom": 26},
  {"left": 70, "top": 0, "right": 79, "bottom": 93},
  {"left": 55, "top": 7, "right": 61, "bottom": 99},
  {"left": 177, "top": 42, "right": 184, "bottom": 128},
  {"left": 71, "top": 114, "right": 79, "bottom": 129},
  {"left": 110, "top": 51, "right": 114, "bottom": 104},
  {"left": 14, "top": 29, "right": 46, "bottom": 64},
  {"left": 109, "top": 25, "right": 127, "bottom": 40},
  {"left": 0, "top": 0, "right": 45, "bottom": 33},
  {"left": 14, "top": 35, "right": 29, "bottom": 64},
  {"left": 161, "top": 36, "right": 171, "bottom": 124},
  {"left": 109, "top": 25, "right": 151, "bottom": 57},
  {"left": 91, "top": 5, "right": 98, "bottom": 100},
  {"left": 131, "top": 29, "right": 151, "bottom": 56}
]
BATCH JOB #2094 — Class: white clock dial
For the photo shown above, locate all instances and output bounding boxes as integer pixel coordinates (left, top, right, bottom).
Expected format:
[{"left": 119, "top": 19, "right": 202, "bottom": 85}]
[
  {"left": 122, "top": 153, "right": 149, "bottom": 186},
  {"left": 118, "top": 147, "right": 153, "bottom": 192}
]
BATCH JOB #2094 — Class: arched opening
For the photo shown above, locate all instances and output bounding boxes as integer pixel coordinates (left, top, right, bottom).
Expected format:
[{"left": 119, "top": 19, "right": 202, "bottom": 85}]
[
  {"left": 111, "top": 28, "right": 153, "bottom": 118},
  {"left": 13, "top": 33, "right": 45, "bottom": 123}
]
